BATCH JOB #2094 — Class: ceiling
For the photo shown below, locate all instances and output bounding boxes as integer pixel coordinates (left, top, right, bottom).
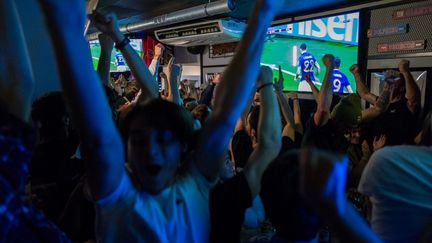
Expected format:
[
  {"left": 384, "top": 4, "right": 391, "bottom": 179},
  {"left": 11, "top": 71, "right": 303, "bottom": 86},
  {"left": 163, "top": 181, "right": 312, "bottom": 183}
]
[{"left": 89, "top": 0, "right": 384, "bottom": 35}]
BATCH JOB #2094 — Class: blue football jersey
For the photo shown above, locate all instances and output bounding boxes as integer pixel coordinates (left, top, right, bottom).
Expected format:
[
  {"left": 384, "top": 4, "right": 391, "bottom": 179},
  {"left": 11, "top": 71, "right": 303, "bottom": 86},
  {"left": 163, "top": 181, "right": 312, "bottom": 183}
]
[
  {"left": 332, "top": 69, "right": 350, "bottom": 93},
  {"left": 298, "top": 52, "right": 317, "bottom": 81},
  {"left": 115, "top": 53, "right": 126, "bottom": 67}
]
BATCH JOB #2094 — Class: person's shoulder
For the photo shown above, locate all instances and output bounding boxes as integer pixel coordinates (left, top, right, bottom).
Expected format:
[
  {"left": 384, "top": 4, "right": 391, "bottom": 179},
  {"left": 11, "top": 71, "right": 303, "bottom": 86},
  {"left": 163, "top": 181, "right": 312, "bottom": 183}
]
[{"left": 369, "top": 145, "right": 432, "bottom": 168}]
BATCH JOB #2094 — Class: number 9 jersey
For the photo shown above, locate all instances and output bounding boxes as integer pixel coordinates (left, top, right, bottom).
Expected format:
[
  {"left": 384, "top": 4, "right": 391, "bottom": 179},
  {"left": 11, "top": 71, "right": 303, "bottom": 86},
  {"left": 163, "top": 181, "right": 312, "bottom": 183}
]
[{"left": 332, "top": 69, "right": 350, "bottom": 94}]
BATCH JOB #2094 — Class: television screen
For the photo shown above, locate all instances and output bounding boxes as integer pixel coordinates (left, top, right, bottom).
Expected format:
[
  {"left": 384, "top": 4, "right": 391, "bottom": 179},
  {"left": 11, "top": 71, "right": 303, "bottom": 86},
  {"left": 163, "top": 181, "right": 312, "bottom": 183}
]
[
  {"left": 89, "top": 39, "right": 143, "bottom": 72},
  {"left": 261, "top": 12, "right": 360, "bottom": 93}
]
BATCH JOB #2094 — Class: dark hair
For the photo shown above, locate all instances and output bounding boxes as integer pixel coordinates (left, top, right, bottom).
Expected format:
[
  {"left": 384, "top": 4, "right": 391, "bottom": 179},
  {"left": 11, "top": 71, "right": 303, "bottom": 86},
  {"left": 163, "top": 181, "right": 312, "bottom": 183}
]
[
  {"left": 191, "top": 104, "right": 211, "bottom": 125},
  {"left": 261, "top": 150, "right": 319, "bottom": 241},
  {"left": 300, "top": 43, "right": 307, "bottom": 50},
  {"left": 334, "top": 57, "right": 341, "bottom": 68},
  {"left": 31, "top": 92, "right": 66, "bottom": 123},
  {"left": 31, "top": 92, "right": 69, "bottom": 138},
  {"left": 248, "top": 105, "right": 260, "bottom": 133},
  {"left": 121, "top": 99, "right": 195, "bottom": 149}
]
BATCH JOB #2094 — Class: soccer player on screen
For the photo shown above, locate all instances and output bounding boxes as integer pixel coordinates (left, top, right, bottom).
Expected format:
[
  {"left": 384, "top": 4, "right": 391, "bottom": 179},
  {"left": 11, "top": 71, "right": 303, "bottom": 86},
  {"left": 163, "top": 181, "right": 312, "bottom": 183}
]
[
  {"left": 332, "top": 58, "right": 353, "bottom": 94},
  {"left": 295, "top": 43, "right": 320, "bottom": 83},
  {"left": 114, "top": 50, "right": 128, "bottom": 72}
]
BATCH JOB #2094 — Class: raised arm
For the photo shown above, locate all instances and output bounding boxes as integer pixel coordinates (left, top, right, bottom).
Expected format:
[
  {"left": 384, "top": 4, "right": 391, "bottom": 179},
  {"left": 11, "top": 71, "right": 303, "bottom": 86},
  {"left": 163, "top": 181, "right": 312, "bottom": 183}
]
[
  {"left": 195, "top": 0, "right": 283, "bottom": 180},
  {"left": 149, "top": 44, "right": 164, "bottom": 79},
  {"left": 399, "top": 60, "right": 421, "bottom": 114},
  {"left": 244, "top": 66, "right": 282, "bottom": 197},
  {"left": 288, "top": 92, "right": 304, "bottom": 135},
  {"left": 361, "top": 81, "right": 393, "bottom": 122},
  {"left": 97, "top": 33, "right": 114, "bottom": 86},
  {"left": 166, "top": 57, "right": 183, "bottom": 106},
  {"left": 350, "top": 64, "right": 378, "bottom": 105},
  {"left": 274, "top": 66, "right": 295, "bottom": 140},
  {"left": 305, "top": 74, "right": 319, "bottom": 102},
  {"left": 314, "top": 55, "right": 335, "bottom": 127},
  {"left": 90, "top": 12, "right": 159, "bottom": 100},
  {"left": 0, "top": 0, "right": 34, "bottom": 122},
  {"left": 300, "top": 148, "right": 382, "bottom": 243},
  {"left": 40, "top": 0, "right": 124, "bottom": 200},
  {"left": 234, "top": 95, "right": 254, "bottom": 133}
]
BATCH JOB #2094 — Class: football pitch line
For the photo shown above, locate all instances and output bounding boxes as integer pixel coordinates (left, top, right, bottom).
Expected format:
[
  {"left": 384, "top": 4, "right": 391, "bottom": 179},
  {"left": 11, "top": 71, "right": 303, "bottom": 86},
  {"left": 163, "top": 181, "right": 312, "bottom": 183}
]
[{"left": 260, "top": 62, "right": 296, "bottom": 77}]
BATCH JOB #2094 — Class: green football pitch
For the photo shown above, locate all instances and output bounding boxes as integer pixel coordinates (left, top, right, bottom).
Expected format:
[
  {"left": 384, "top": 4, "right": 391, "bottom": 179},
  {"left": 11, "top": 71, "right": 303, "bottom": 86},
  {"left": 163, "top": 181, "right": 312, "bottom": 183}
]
[
  {"left": 261, "top": 36, "right": 358, "bottom": 92},
  {"left": 90, "top": 44, "right": 118, "bottom": 71}
]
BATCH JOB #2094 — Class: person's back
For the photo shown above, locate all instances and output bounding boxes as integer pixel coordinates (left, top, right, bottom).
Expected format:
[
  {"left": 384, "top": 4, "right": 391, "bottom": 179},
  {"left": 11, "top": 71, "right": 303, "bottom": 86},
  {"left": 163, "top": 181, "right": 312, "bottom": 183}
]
[
  {"left": 261, "top": 150, "right": 319, "bottom": 242},
  {"left": 30, "top": 92, "right": 83, "bottom": 223},
  {"left": 375, "top": 98, "right": 419, "bottom": 145},
  {"left": 358, "top": 145, "right": 432, "bottom": 243}
]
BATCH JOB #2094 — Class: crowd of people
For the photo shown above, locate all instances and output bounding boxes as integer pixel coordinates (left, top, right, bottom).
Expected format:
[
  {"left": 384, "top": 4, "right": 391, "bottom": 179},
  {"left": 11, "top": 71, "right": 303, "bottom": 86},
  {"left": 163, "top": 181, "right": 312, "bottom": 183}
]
[{"left": 0, "top": 0, "right": 431, "bottom": 242}]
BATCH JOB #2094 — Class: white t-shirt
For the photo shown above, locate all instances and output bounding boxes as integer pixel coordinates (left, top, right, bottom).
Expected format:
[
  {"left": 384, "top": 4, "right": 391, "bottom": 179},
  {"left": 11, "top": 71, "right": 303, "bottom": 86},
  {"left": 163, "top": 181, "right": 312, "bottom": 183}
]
[
  {"left": 358, "top": 145, "right": 432, "bottom": 243},
  {"left": 95, "top": 166, "right": 214, "bottom": 243}
]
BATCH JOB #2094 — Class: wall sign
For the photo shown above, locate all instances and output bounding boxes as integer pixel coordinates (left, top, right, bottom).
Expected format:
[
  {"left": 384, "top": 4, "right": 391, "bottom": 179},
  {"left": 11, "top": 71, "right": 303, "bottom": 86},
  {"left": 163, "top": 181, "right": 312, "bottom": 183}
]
[
  {"left": 393, "top": 4, "right": 432, "bottom": 20},
  {"left": 377, "top": 40, "right": 426, "bottom": 53},
  {"left": 367, "top": 24, "right": 408, "bottom": 38},
  {"left": 267, "top": 12, "right": 360, "bottom": 45},
  {"left": 209, "top": 42, "right": 238, "bottom": 58}
]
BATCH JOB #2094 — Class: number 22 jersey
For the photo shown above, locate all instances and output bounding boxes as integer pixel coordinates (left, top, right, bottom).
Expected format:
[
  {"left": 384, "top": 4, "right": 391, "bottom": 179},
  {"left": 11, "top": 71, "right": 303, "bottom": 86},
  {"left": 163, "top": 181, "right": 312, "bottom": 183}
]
[{"left": 298, "top": 52, "right": 317, "bottom": 81}]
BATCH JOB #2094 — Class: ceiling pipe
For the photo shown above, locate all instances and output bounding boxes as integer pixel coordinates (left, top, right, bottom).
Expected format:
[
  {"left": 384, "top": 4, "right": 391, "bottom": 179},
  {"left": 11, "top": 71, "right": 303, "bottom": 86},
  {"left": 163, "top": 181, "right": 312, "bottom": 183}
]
[{"left": 87, "top": 0, "right": 235, "bottom": 41}]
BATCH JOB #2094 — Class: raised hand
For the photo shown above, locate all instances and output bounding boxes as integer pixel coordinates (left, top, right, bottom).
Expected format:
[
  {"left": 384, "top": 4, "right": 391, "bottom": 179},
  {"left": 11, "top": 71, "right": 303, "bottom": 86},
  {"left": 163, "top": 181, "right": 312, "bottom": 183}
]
[
  {"left": 349, "top": 64, "right": 360, "bottom": 75},
  {"left": 154, "top": 43, "right": 165, "bottom": 60},
  {"left": 167, "top": 56, "right": 182, "bottom": 81},
  {"left": 398, "top": 59, "right": 410, "bottom": 73},
  {"left": 89, "top": 11, "right": 123, "bottom": 42},
  {"left": 373, "top": 135, "right": 386, "bottom": 151},
  {"left": 274, "top": 65, "right": 284, "bottom": 91},
  {"left": 299, "top": 148, "right": 348, "bottom": 215},
  {"left": 322, "top": 54, "right": 335, "bottom": 69}
]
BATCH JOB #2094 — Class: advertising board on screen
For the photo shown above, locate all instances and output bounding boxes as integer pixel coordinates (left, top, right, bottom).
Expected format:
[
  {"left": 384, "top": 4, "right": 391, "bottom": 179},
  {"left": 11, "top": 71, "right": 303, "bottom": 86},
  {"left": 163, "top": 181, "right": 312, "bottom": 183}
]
[{"left": 261, "top": 12, "right": 360, "bottom": 93}]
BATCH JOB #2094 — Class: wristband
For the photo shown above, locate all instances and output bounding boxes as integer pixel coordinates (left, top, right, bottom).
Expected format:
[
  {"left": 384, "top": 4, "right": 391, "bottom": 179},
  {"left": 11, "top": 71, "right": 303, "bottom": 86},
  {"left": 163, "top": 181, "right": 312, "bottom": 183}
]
[
  {"left": 115, "top": 37, "right": 130, "bottom": 50},
  {"left": 256, "top": 83, "right": 274, "bottom": 92}
]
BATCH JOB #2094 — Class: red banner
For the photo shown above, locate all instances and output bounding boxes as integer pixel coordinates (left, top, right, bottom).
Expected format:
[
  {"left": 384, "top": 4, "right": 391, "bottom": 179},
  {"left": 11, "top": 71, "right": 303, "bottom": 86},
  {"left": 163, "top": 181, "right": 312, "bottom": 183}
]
[
  {"left": 393, "top": 4, "right": 432, "bottom": 20},
  {"left": 377, "top": 40, "right": 426, "bottom": 53}
]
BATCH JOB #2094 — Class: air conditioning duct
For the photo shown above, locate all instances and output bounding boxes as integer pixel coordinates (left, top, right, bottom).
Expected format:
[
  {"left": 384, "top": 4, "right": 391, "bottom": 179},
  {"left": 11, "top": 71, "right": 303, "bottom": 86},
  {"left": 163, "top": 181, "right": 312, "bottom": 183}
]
[
  {"left": 154, "top": 18, "right": 245, "bottom": 47},
  {"left": 87, "top": 0, "right": 235, "bottom": 41}
]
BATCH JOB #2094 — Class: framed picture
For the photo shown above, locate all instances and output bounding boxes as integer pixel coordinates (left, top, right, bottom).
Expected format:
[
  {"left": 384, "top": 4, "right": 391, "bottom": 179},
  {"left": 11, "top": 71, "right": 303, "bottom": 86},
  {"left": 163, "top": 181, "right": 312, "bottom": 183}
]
[{"left": 202, "top": 66, "right": 227, "bottom": 85}]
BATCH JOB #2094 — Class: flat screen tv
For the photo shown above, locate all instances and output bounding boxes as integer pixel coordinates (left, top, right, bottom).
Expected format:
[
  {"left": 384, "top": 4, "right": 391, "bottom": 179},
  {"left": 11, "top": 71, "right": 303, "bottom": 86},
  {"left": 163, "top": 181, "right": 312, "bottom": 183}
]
[
  {"left": 89, "top": 39, "right": 143, "bottom": 72},
  {"left": 261, "top": 12, "right": 360, "bottom": 93}
]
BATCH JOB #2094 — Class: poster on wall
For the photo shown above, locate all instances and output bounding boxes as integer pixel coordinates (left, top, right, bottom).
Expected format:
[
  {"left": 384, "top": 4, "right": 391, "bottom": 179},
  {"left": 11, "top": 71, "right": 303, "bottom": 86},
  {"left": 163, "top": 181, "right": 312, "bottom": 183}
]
[
  {"left": 367, "top": 24, "right": 408, "bottom": 38},
  {"left": 377, "top": 40, "right": 426, "bottom": 53},
  {"left": 202, "top": 66, "right": 226, "bottom": 86},
  {"left": 393, "top": 4, "right": 432, "bottom": 20}
]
